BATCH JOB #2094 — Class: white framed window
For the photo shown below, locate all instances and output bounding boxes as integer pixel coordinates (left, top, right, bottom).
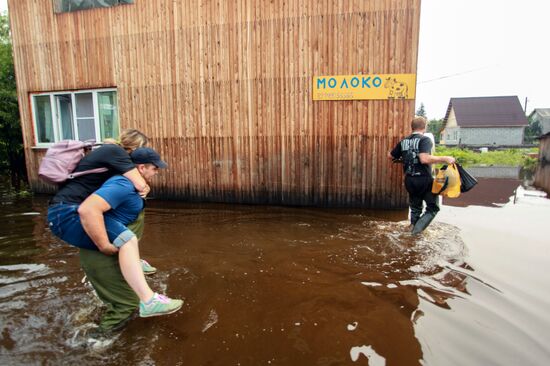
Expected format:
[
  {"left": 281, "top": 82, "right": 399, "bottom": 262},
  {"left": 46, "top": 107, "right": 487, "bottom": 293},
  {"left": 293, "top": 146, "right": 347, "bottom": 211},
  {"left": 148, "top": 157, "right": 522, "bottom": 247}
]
[{"left": 31, "top": 88, "right": 119, "bottom": 147}]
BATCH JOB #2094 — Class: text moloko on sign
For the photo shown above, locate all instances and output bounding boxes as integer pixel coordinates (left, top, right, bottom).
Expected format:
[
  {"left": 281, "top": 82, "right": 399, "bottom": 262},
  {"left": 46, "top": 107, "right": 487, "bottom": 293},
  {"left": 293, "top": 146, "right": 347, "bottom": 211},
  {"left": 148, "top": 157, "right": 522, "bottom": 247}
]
[{"left": 312, "top": 74, "right": 416, "bottom": 101}]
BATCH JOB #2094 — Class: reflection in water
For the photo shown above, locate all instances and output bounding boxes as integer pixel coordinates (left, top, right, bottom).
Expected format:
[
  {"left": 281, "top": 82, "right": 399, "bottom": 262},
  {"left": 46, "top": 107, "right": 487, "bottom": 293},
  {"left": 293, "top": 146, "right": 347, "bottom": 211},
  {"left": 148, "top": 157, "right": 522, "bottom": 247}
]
[
  {"left": 443, "top": 166, "right": 529, "bottom": 207},
  {"left": 350, "top": 345, "right": 385, "bottom": 364},
  {"left": 443, "top": 177, "right": 521, "bottom": 207},
  {"left": 0, "top": 181, "right": 549, "bottom": 365}
]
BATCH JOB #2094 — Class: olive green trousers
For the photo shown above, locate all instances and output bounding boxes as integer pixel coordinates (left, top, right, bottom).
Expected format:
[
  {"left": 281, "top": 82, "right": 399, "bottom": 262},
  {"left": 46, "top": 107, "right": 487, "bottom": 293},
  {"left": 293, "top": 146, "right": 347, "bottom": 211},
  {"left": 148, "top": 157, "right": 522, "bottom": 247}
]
[{"left": 79, "top": 211, "right": 144, "bottom": 332}]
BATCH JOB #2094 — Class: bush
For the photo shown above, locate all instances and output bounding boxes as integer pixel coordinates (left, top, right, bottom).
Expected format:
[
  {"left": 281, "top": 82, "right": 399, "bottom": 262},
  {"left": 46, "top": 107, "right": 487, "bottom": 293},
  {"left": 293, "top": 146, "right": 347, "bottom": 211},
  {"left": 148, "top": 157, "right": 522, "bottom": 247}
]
[{"left": 434, "top": 147, "right": 539, "bottom": 167}]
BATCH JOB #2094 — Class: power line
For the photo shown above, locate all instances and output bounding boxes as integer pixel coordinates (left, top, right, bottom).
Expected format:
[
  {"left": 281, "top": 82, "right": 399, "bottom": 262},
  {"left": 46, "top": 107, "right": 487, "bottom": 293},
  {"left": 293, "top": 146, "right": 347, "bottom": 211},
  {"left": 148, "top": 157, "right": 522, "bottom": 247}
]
[{"left": 418, "top": 65, "right": 495, "bottom": 84}]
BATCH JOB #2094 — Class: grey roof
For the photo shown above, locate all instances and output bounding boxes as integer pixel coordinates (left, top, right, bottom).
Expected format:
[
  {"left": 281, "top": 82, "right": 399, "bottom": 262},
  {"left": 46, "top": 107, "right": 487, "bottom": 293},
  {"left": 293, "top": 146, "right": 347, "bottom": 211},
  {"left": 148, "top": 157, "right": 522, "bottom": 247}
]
[
  {"left": 529, "top": 108, "right": 550, "bottom": 120},
  {"left": 444, "top": 96, "right": 529, "bottom": 127}
]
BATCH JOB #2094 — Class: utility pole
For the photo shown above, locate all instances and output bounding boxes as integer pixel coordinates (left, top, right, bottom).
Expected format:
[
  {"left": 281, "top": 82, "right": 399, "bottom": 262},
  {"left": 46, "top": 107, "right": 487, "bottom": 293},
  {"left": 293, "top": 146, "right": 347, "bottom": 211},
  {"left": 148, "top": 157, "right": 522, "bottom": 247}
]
[{"left": 524, "top": 97, "right": 528, "bottom": 113}]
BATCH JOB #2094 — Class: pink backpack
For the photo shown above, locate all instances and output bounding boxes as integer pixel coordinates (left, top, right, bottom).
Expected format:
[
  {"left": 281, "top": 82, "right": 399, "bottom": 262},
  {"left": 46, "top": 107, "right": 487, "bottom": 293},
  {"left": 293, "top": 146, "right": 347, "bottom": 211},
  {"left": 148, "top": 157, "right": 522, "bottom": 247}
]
[{"left": 38, "top": 140, "right": 108, "bottom": 185}]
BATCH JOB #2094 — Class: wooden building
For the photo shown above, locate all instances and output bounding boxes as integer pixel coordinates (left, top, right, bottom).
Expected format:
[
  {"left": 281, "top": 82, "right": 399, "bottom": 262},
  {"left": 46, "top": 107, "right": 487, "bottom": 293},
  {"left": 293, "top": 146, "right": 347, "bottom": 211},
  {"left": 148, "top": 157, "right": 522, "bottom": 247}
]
[
  {"left": 8, "top": 0, "right": 421, "bottom": 208},
  {"left": 534, "top": 133, "right": 550, "bottom": 195}
]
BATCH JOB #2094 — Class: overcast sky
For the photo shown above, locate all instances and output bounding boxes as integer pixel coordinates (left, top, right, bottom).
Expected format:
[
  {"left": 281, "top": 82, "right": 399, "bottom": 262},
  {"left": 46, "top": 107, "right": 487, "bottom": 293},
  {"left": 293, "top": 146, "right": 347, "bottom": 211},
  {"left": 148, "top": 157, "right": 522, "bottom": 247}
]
[
  {"left": 1, "top": 1, "right": 548, "bottom": 119},
  {"left": 417, "top": 0, "right": 549, "bottom": 119}
]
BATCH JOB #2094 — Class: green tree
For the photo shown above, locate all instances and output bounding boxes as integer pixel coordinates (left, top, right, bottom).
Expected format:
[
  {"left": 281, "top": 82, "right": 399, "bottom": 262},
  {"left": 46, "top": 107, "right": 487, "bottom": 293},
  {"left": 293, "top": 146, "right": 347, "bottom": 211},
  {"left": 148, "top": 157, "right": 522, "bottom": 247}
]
[
  {"left": 416, "top": 103, "right": 426, "bottom": 117},
  {"left": 427, "top": 118, "right": 444, "bottom": 144},
  {"left": 0, "top": 12, "right": 26, "bottom": 188}
]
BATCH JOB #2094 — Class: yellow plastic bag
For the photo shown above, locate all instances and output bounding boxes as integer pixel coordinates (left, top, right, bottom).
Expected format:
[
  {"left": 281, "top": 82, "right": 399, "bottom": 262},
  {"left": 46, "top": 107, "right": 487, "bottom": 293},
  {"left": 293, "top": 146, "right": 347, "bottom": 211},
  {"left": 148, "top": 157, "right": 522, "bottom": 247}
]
[
  {"left": 432, "top": 164, "right": 461, "bottom": 198},
  {"left": 432, "top": 168, "right": 448, "bottom": 195},
  {"left": 443, "top": 164, "right": 461, "bottom": 197}
]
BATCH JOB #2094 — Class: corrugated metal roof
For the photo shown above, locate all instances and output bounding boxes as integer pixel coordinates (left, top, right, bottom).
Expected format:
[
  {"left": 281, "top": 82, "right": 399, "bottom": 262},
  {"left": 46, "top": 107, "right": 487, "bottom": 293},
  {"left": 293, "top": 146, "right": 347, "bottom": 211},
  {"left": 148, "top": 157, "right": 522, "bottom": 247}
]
[
  {"left": 532, "top": 108, "right": 550, "bottom": 119},
  {"left": 444, "top": 96, "right": 528, "bottom": 127}
]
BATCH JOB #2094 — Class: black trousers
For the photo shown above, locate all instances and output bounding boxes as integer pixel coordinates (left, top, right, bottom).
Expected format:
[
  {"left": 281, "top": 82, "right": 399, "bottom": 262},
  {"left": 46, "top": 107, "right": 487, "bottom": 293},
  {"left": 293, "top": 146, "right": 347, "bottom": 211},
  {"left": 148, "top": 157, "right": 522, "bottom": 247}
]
[{"left": 404, "top": 175, "right": 440, "bottom": 225}]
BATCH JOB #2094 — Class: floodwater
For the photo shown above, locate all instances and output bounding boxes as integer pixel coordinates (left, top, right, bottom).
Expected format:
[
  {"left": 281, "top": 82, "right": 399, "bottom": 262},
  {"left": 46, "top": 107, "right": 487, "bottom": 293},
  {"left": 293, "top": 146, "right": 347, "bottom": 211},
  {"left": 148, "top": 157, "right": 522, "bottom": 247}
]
[
  {"left": 442, "top": 166, "right": 524, "bottom": 207},
  {"left": 1, "top": 170, "right": 549, "bottom": 365}
]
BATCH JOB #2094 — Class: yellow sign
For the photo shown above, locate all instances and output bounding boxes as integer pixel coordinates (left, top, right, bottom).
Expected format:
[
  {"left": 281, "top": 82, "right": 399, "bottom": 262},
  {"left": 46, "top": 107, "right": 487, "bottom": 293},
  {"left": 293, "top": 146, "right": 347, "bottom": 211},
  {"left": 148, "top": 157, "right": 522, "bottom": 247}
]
[{"left": 312, "top": 74, "right": 416, "bottom": 101}]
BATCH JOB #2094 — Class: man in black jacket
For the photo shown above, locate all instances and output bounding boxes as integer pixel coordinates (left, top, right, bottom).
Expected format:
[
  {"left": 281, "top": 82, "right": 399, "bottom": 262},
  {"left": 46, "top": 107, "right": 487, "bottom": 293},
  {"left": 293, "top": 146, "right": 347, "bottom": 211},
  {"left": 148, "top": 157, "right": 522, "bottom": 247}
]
[{"left": 389, "top": 116, "right": 455, "bottom": 234}]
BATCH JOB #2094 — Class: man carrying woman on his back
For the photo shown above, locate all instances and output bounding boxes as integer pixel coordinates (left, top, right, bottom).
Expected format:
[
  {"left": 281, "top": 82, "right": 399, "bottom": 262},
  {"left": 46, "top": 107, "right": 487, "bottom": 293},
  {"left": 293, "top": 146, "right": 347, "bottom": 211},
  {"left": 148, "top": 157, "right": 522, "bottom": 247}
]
[{"left": 47, "top": 129, "right": 182, "bottom": 331}]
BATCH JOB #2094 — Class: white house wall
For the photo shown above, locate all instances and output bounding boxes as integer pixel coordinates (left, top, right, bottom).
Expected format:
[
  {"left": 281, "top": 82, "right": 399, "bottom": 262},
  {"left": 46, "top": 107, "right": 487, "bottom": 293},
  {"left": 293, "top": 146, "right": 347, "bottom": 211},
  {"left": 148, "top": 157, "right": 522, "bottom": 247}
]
[
  {"left": 460, "top": 127, "right": 524, "bottom": 146},
  {"left": 443, "top": 127, "right": 460, "bottom": 145},
  {"left": 446, "top": 108, "right": 458, "bottom": 127},
  {"left": 440, "top": 107, "right": 459, "bottom": 145}
]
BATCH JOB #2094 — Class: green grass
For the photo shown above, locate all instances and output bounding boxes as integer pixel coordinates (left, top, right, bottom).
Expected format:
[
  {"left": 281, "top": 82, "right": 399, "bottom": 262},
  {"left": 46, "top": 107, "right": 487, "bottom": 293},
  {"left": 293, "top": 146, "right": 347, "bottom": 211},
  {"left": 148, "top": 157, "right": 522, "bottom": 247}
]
[{"left": 434, "top": 147, "right": 539, "bottom": 167}]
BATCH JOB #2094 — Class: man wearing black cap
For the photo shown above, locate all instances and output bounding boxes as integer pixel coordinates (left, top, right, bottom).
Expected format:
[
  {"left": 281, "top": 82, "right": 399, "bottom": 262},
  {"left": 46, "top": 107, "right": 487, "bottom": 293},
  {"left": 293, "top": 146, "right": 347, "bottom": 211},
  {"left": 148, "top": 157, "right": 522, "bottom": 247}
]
[{"left": 69, "top": 147, "right": 182, "bottom": 333}]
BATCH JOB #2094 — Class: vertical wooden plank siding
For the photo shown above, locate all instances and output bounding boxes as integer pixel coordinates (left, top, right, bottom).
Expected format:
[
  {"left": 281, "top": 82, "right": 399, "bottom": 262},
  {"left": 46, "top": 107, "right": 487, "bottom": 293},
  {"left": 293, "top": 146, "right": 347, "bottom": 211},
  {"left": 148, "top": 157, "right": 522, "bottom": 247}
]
[
  {"left": 8, "top": 0, "right": 419, "bottom": 208},
  {"left": 534, "top": 136, "right": 550, "bottom": 195}
]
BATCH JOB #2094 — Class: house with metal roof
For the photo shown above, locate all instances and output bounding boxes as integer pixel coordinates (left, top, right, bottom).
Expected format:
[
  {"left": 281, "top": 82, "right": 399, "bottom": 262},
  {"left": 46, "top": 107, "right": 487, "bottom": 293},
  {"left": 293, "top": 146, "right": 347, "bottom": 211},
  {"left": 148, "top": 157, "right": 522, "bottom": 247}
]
[
  {"left": 441, "top": 96, "right": 528, "bottom": 147},
  {"left": 528, "top": 108, "right": 550, "bottom": 135}
]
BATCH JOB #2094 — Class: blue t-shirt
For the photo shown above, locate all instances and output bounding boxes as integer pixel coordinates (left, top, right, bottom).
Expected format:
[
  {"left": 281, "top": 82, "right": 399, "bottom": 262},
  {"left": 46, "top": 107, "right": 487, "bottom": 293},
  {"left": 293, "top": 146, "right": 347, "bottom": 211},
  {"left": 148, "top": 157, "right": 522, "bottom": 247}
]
[{"left": 94, "top": 176, "right": 144, "bottom": 225}]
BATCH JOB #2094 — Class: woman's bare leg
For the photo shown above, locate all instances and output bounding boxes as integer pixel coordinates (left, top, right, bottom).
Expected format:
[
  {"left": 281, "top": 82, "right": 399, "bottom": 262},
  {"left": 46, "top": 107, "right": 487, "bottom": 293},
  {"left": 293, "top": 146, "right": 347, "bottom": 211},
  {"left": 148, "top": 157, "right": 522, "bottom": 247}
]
[{"left": 118, "top": 236, "right": 154, "bottom": 302}]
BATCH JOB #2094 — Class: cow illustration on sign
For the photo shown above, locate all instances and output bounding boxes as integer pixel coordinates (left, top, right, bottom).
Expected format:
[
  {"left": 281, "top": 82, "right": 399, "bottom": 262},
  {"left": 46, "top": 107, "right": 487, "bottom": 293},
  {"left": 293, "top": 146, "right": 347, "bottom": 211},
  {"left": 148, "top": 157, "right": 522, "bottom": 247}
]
[{"left": 384, "top": 77, "right": 409, "bottom": 99}]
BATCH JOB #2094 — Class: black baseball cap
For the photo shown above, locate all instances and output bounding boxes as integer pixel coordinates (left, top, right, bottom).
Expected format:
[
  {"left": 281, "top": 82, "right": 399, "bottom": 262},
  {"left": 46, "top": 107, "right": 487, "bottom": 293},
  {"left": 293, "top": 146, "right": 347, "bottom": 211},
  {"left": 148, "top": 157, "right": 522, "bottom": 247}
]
[{"left": 130, "top": 147, "right": 168, "bottom": 168}]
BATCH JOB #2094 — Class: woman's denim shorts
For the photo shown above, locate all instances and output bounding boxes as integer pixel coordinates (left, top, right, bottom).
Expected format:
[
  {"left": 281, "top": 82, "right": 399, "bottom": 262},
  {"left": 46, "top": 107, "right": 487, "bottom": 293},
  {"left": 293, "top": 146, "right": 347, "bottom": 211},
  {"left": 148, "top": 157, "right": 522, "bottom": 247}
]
[{"left": 47, "top": 203, "right": 135, "bottom": 251}]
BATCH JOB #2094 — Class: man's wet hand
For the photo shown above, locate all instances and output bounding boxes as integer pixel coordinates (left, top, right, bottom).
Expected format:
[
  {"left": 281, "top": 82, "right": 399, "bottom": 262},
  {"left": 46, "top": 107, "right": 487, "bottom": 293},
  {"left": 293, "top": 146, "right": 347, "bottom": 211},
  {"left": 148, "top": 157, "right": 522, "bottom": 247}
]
[{"left": 98, "top": 243, "right": 119, "bottom": 256}]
